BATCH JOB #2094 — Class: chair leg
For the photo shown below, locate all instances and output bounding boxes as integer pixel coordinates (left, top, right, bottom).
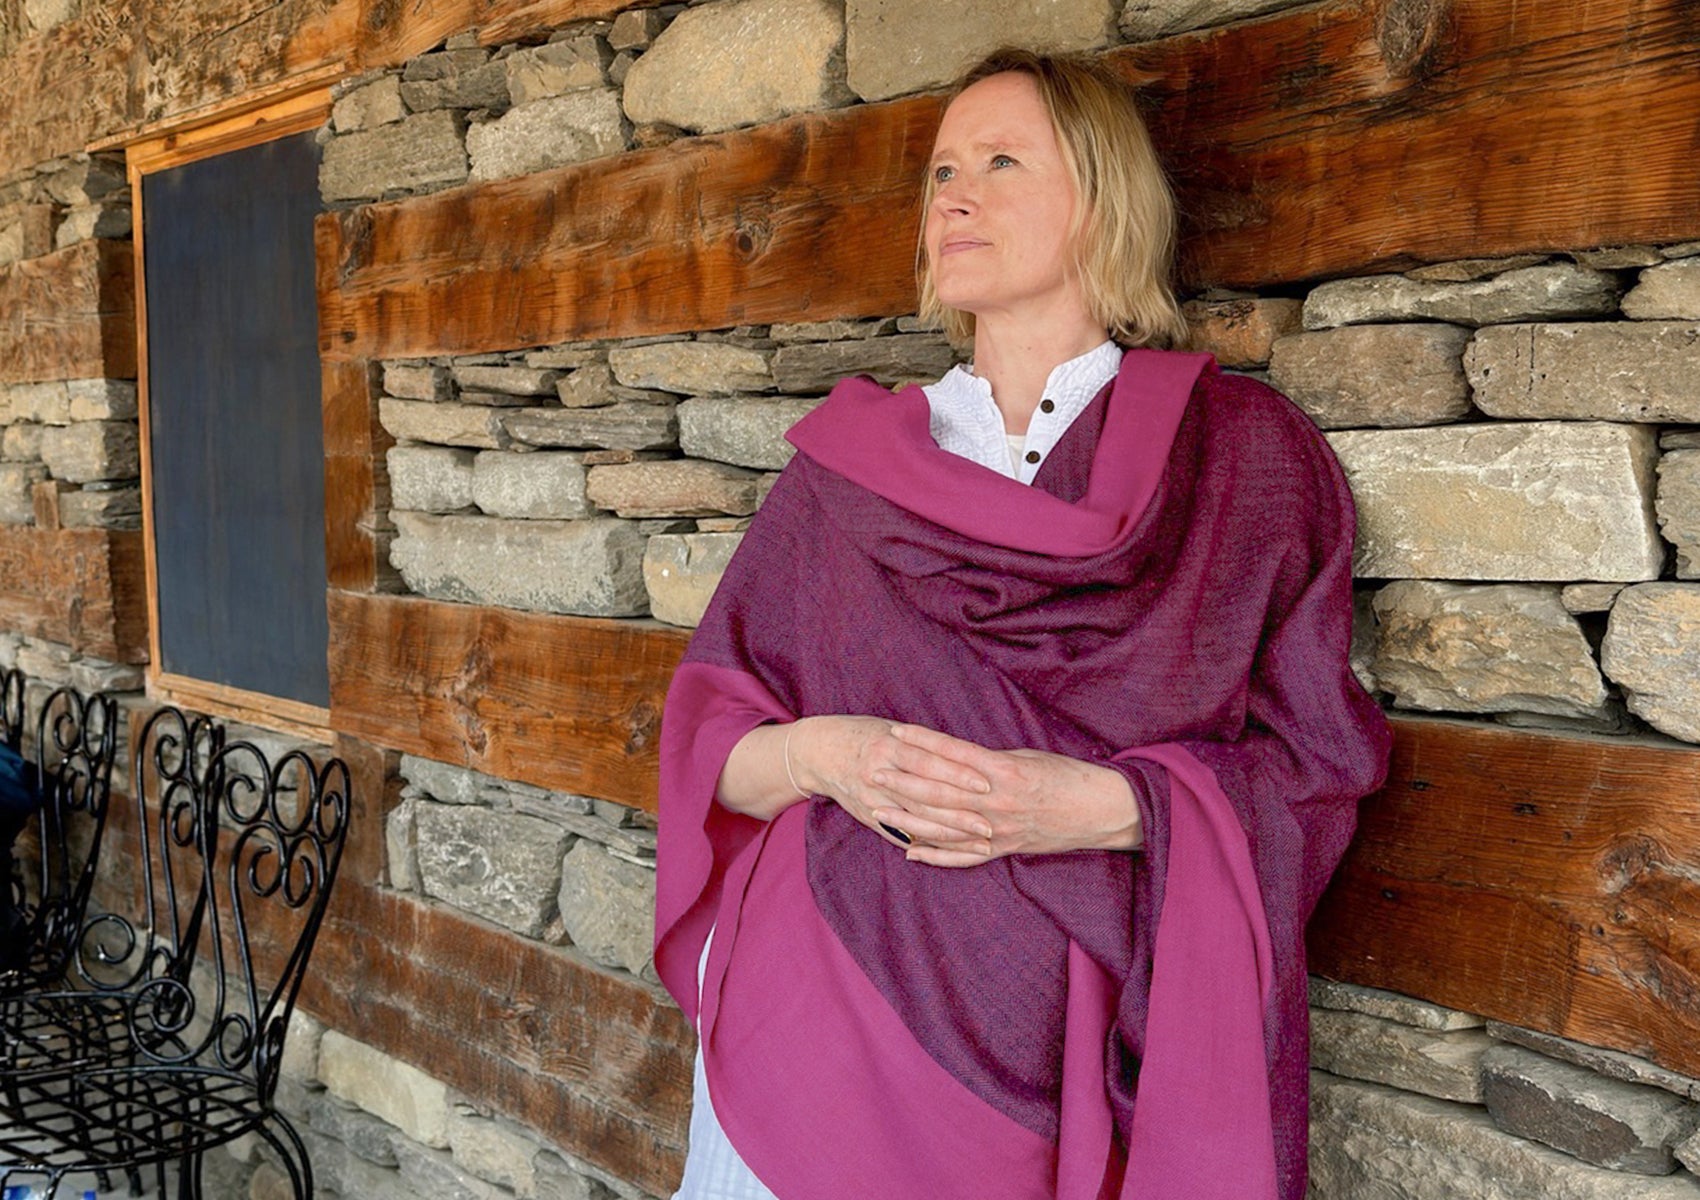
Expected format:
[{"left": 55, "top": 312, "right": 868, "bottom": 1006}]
[
  {"left": 175, "top": 1152, "right": 203, "bottom": 1200},
  {"left": 254, "top": 1115, "right": 313, "bottom": 1200}
]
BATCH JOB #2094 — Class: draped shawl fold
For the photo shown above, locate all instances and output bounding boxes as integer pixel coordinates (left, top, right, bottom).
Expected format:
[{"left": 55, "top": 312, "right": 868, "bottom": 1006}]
[{"left": 656, "top": 349, "right": 1391, "bottom": 1200}]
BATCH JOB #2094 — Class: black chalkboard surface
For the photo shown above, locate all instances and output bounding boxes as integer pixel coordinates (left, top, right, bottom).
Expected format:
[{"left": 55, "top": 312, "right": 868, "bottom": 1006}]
[{"left": 142, "top": 130, "right": 330, "bottom": 709}]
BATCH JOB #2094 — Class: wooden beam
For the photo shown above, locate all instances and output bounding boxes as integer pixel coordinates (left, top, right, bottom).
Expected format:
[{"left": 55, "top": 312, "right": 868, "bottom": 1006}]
[
  {"left": 0, "top": 239, "right": 135, "bottom": 384},
  {"left": 302, "top": 883, "right": 692, "bottom": 1195},
  {"left": 326, "top": 591, "right": 690, "bottom": 810},
  {"left": 1309, "top": 716, "right": 1700, "bottom": 1080},
  {"left": 314, "top": 94, "right": 941, "bottom": 362},
  {"left": 0, "top": 525, "right": 147, "bottom": 663},
  {"left": 1118, "top": 0, "right": 1700, "bottom": 287},
  {"left": 319, "top": 354, "right": 388, "bottom": 593},
  {"left": 317, "top": 0, "right": 1700, "bottom": 358}
]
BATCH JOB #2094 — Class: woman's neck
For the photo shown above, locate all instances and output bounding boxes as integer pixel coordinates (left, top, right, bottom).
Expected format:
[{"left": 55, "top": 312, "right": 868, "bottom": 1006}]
[{"left": 970, "top": 312, "right": 1109, "bottom": 436}]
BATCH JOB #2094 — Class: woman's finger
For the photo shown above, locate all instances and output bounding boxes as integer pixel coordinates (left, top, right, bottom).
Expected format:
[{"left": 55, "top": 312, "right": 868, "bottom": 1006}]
[
  {"left": 884, "top": 733, "right": 993, "bottom": 794},
  {"left": 888, "top": 724, "right": 1000, "bottom": 784},
  {"left": 871, "top": 804, "right": 987, "bottom": 846},
  {"left": 903, "top": 843, "right": 994, "bottom": 869}
]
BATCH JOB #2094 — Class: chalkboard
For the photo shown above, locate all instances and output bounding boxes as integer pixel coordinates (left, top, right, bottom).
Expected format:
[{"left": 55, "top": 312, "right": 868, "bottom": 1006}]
[{"left": 143, "top": 130, "right": 330, "bottom": 709}]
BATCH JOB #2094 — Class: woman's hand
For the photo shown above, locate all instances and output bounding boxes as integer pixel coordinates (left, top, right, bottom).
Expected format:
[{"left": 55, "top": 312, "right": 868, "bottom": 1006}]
[
  {"left": 871, "top": 724, "right": 1143, "bottom": 867},
  {"left": 716, "top": 716, "right": 996, "bottom": 850}
]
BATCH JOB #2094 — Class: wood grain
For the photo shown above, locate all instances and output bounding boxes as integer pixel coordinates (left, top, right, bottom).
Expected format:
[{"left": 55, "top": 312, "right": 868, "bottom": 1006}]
[
  {"left": 0, "top": 525, "right": 147, "bottom": 663},
  {"left": 1309, "top": 716, "right": 1700, "bottom": 1079},
  {"left": 301, "top": 883, "right": 692, "bottom": 1195},
  {"left": 319, "top": 354, "right": 387, "bottom": 593},
  {"left": 326, "top": 591, "right": 690, "bottom": 811},
  {"left": 0, "top": 239, "right": 135, "bottom": 384}
]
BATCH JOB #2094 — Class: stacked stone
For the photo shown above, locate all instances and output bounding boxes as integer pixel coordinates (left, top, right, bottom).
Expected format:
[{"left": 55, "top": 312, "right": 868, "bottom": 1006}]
[
  {"left": 1308, "top": 978, "right": 1700, "bottom": 1197},
  {"left": 249, "top": 1010, "right": 645, "bottom": 1200},
  {"left": 0, "top": 152, "right": 131, "bottom": 263},
  {"left": 379, "top": 321, "right": 957, "bottom": 624}
]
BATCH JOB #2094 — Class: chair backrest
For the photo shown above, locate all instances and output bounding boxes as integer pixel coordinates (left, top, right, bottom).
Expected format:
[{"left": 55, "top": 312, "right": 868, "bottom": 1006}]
[
  {"left": 86, "top": 706, "right": 351, "bottom": 1098},
  {"left": 0, "top": 678, "right": 120, "bottom": 990}
]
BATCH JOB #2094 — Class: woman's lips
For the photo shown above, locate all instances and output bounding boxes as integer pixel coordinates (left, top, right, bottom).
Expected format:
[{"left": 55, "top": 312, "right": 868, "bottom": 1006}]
[{"left": 940, "top": 238, "right": 988, "bottom": 255}]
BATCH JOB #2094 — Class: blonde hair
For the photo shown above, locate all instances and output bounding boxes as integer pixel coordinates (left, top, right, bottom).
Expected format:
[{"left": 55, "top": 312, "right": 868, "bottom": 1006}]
[{"left": 916, "top": 48, "right": 1188, "bottom": 349}]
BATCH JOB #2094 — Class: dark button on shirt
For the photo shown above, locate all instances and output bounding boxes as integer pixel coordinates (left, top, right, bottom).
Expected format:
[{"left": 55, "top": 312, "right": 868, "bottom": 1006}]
[
  {"left": 1040, "top": 398, "right": 1056, "bottom": 414},
  {"left": 1025, "top": 450, "right": 1041, "bottom": 464}
]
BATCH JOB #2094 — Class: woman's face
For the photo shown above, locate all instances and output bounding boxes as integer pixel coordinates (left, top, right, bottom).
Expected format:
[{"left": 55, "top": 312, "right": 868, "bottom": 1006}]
[{"left": 924, "top": 72, "right": 1087, "bottom": 331}]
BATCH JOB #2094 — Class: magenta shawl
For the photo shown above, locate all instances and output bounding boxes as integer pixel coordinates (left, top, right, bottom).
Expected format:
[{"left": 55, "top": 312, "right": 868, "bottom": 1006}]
[{"left": 655, "top": 349, "right": 1391, "bottom": 1199}]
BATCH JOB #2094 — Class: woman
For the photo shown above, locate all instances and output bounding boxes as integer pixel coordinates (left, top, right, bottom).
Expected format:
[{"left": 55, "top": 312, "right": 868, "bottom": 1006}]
[{"left": 656, "top": 47, "right": 1390, "bottom": 1200}]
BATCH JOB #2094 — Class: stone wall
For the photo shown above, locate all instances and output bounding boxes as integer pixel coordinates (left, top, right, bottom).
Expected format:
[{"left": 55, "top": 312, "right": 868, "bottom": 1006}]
[{"left": 5, "top": 0, "right": 1700, "bottom": 1196}]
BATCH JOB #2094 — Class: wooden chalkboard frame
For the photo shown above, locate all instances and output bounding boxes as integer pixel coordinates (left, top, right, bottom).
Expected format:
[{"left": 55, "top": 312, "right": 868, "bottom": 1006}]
[{"left": 128, "top": 88, "right": 334, "bottom": 736}]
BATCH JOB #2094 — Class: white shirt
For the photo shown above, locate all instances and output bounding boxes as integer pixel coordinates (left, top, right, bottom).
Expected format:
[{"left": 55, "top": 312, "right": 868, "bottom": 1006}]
[
  {"left": 671, "top": 341, "right": 1125, "bottom": 1200},
  {"left": 923, "top": 340, "right": 1124, "bottom": 483}
]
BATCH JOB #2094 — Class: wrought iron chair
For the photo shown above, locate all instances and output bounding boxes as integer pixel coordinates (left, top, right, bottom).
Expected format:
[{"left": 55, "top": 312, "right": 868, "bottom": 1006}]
[
  {"left": 0, "top": 676, "right": 122, "bottom": 996},
  {"left": 0, "top": 705, "right": 352, "bottom": 1200}
]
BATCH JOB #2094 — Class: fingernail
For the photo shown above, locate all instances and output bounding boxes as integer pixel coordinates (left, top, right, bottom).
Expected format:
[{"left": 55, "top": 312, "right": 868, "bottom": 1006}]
[
  {"left": 879, "top": 822, "right": 912, "bottom": 845},
  {"left": 974, "top": 780, "right": 991, "bottom": 794},
  {"left": 975, "top": 824, "right": 992, "bottom": 839}
]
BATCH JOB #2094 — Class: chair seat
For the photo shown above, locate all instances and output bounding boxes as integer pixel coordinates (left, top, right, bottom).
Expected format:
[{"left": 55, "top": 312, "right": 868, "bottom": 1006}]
[
  {"left": 0, "top": 987, "right": 193, "bottom": 1081},
  {"left": 0, "top": 1064, "right": 269, "bottom": 1170}
]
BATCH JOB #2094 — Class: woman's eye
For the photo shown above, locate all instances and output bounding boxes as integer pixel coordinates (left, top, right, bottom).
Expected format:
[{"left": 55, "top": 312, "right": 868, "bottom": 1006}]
[
  {"left": 991, "top": 154, "right": 1015, "bottom": 168},
  {"left": 933, "top": 165, "right": 956, "bottom": 183}
]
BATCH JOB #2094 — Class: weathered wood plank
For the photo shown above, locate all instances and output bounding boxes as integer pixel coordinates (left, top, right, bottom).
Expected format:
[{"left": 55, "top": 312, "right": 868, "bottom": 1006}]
[
  {"left": 301, "top": 883, "right": 692, "bottom": 1195},
  {"left": 317, "top": 0, "right": 1700, "bottom": 358},
  {"left": 1118, "top": 0, "right": 1700, "bottom": 287},
  {"left": 319, "top": 354, "right": 387, "bottom": 593},
  {"left": 1309, "top": 716, "right": 1700, "bottom": 1079},
  {"left": 0, "top": 525, "right": 147, "bottom": 663},
  {"left": 315, "top": 94, "right": 941, "bottom": 361},
  {"left": 326, "top": 591, "right": 690, "bottom": 810},
  {"left": 0, "top": 239, "right": 135, "bottom": 384}
]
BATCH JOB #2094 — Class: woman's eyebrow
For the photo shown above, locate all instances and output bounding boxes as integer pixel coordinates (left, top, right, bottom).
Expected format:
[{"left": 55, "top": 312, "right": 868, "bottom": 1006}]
[{"left": 929, "top": 137, "right": 1024, "bottom": 166}]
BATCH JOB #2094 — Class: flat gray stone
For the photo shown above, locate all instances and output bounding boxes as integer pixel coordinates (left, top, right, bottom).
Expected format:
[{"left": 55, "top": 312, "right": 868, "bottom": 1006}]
[
  {"left": 1482, "top": 1044, "right": 1697, "bottom": 1174},
  {"left": 770, "top": 317, "right": 898, "bottom": 342},
  {"left": 386, "top": 796, "right": 418, "bottom": 890},
  {"left": 678, "top": 396, "right": 821, "bottom": 469},
  {"left": 1624, "top": 259, "right": 1700, "bottom": 320},
  {"left": 587, "top": 460, "right": 759, "bottom": 518},
  {"left": 1678, "top": 1127, "right": 1700, "bottom": 1174},
  {"left": 1120, "top": 0, "right": 1306, "bottom": 37},
  {"left": 555, "top": 362, "right": 620, "bottom": 408},
  {"left": 392, "top": 1136, "right": 507, "bottom": 1200},
  {"left": 1308, "top": 1073, "right": 1700, "bottom": 1200},
  {"left": 1600, "top": 583, "right": 1700, "bottom": 742},
  {"left": 1267, "top": 324, "right": 1472, "bottom": 428},
  {"left": 380, "top": 398, "right": 511, "bottom": 449},
  {"left": 1326, "top": 422, "right": 1662, "bottom": 582},
  {"left": 608, "top": 341, "right": 773, "bottom": 395},
  {"left": 448, "top": 1109, "right": 543, "bottom": 1195},
  {"left": 467, "top": 90, "right": 626, "bottom": 182},
  {"left": 557, "top": 841, "right": 656, "bottom": 976},
  {"left": 771, "top": 334, "right": 956, "bottom": 393},
  {"left": 308, "top": 1094, "right": 401, "bottom": 1167},
  {"left": 1573, "top": 245, "right": 1665, "bottom": 269},
  {"left": 40, "top": 421, "right": 138, "bottom": 483},
  {"left": 1406, "top": 255, "right": 1552, "bottom": 283},
  {"left": 503, "top": 401, "right": 677, "bottom": 451},
  {"left": 388, "top": 445, "right": 476, "bottom": 513},
  {"left": 848, "top": 0, "right": 1114, "bottom": 101},
  {"left": 58, "top": 484, "right": 140, "bottom": 529},
  {"left": 400, "top": 753, "right": 483, "bottom": 805},
  {"left": 384, "top": 363, "right": 453, "bottom": 401},
  {"left": 40, "top": 155, "right": 125, "bottom": 206},
  {"left": 65, "top": 378, "right": 136, "bottom": 421},
  {"left": 53, "top": 201, "right": 131, "bottom": 247},
  {"left": 3, "top": 381, "right": 70, "bottom": 424},
  {"left": 0, "top": 463, "right": 46, "bottom": 522},
  {"left": 1486, "top": 1023, "right": 1700, "bottom": 1104},
  {"left": 450, "top": 364, "right": 561, "bottom": 396},
  {"left": 399, "top": 58, "right": 509, "bottom": 112},
  {"left": 414, "top": 802, "right": 570, "bottom": 938},
  {"left": 644, "top": 532, "right": 743, "bottom": 627},
  {"left": 505, "top": 38, "right": 612, "bottom": 105},
  {"left": 1308, "top": 978, "right": 1484, "bottom": 1031},
  {"left": 625, "top": 0, "right": 852, "bottom": 131},
  {"left": 471, "top": 451, "right": 593, "bottom": 519},
  {"left": 1181, "top": 297, "right": 1303, "bottom": 368},
  {"left": 1303, "top": 265, "right": 1620, "bottom": 330},
  {"left": 609, "top": 8, "right": 664, "bottom": 51},
  {"left": 1371, "top": 581, "right": 1608, "bottom": 718},
  {"left": 1467, "top": 322, "right": 1700, "bottom": 422},
  {"left": 320, "top": 109, "right": 468, "bottom": 203},
  {"left": 332, "top": 74, "right": 406, "bottom": 132},
  {"left": 1310, "top": 1008, "right": 1491, "bottom": 1103},
  {"left": 319, "top": 1031, "right": 450, "bottom": 1149},
  {"left": 390, "top": 512, "right": 650, "bottom": 616},
  {"left": 1, "top": 422, "right": 42, "bottom": 460},
  {"left": 1560, "top": 583, "right": 1624, "bottom": 614},
  {"left": 1657, "top": 450, "right": 1700, "bottom": 578}
]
